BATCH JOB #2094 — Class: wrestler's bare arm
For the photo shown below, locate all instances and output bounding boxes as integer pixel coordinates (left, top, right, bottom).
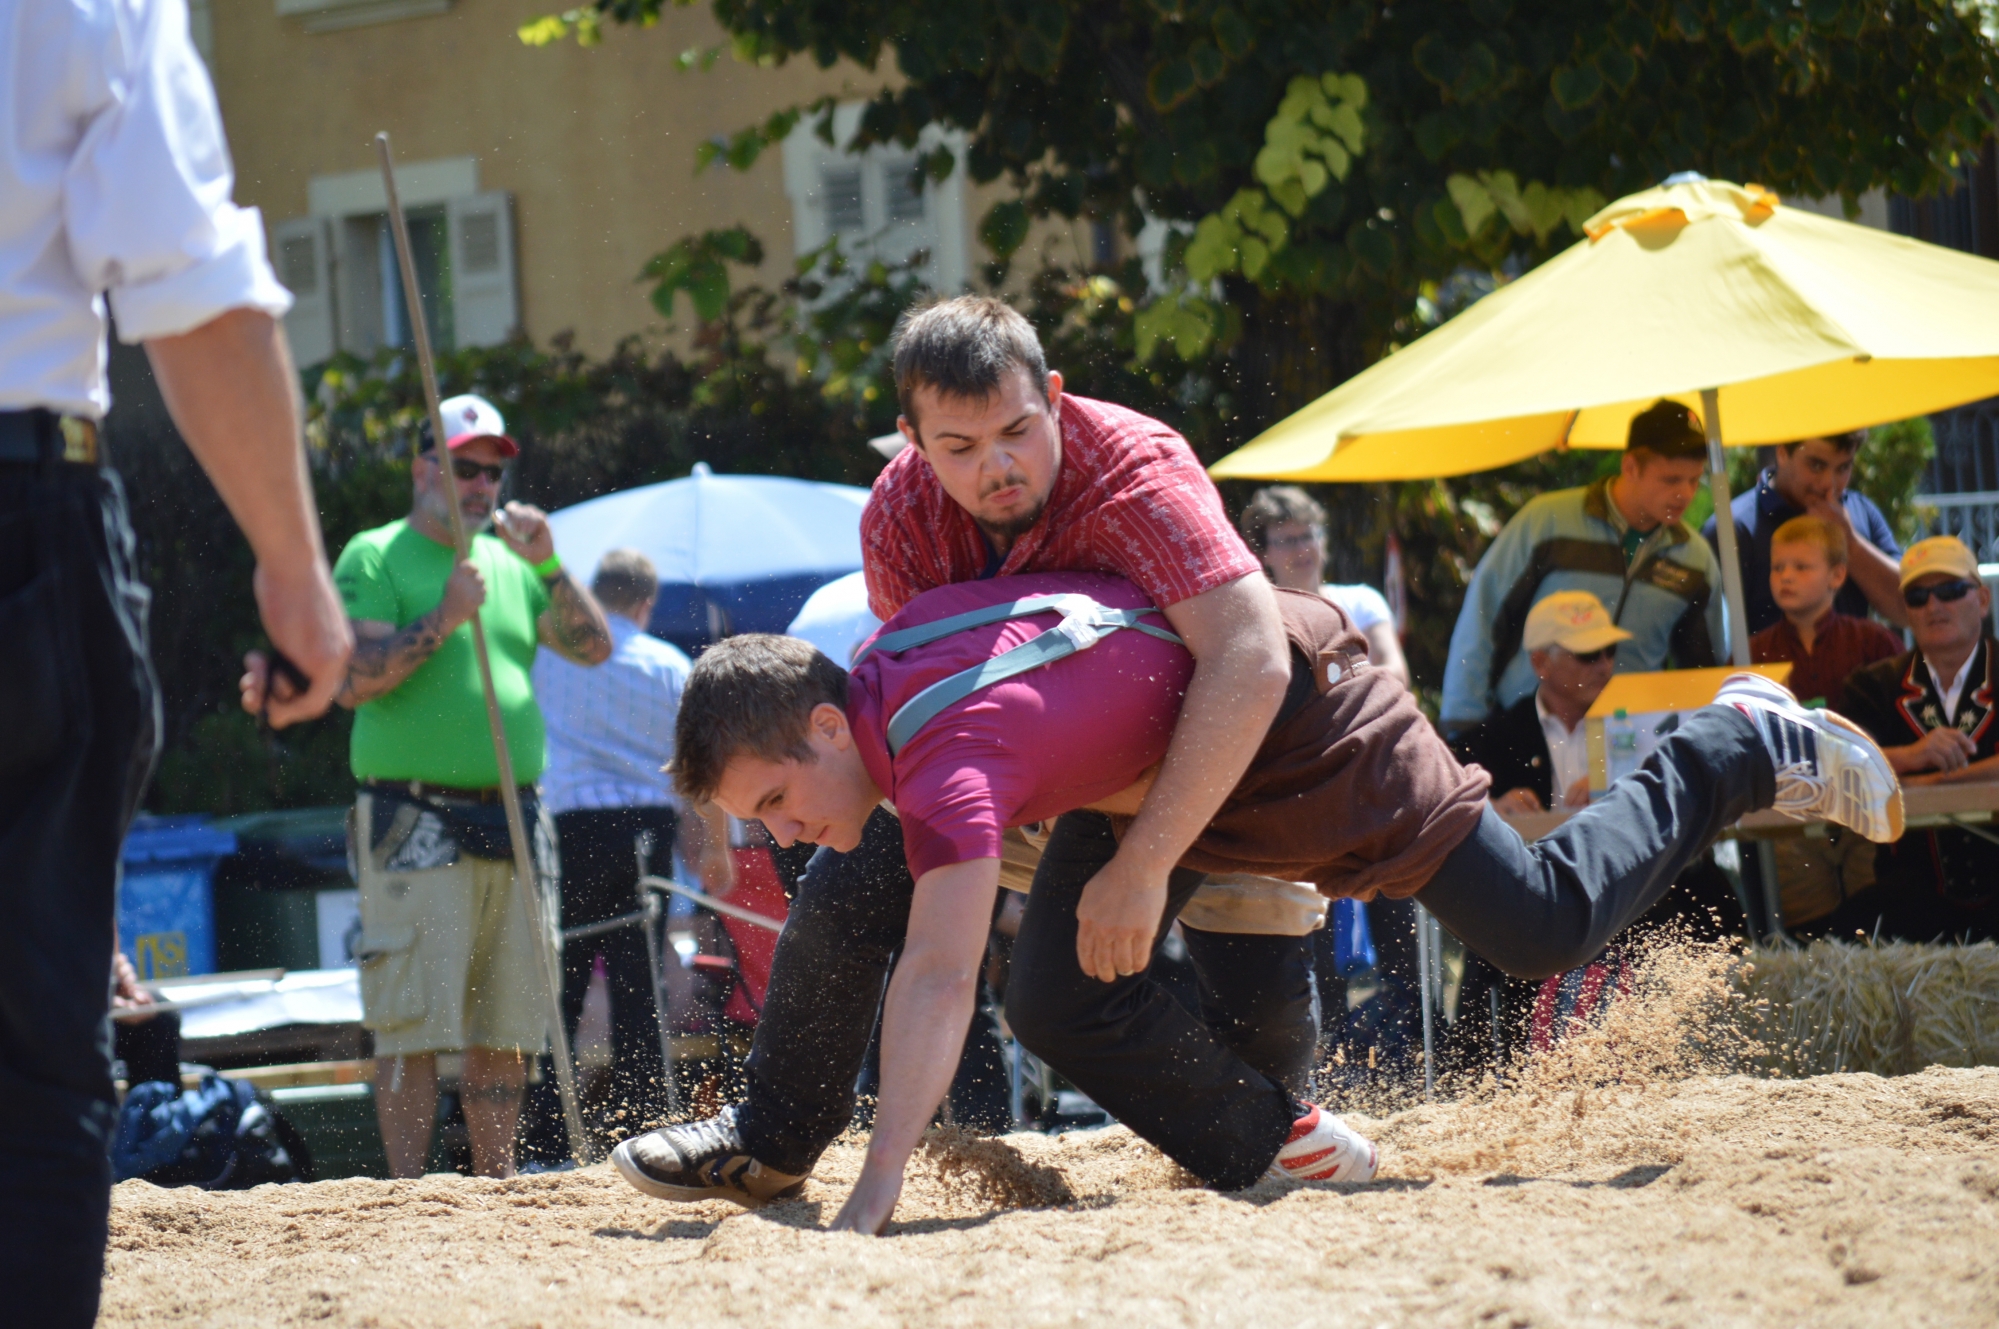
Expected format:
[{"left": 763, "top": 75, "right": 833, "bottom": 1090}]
[
  {"left": 1073, "top": 574, "right": 1289, "bottom": 982},
  {"left": 832, "top": 857, "right": 1001, "bottom": 1235}
]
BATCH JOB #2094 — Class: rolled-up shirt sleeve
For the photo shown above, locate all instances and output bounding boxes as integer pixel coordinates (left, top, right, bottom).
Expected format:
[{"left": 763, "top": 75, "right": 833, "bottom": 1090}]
[{"left": 64, "top": 0, "right": 290, "bottom": 341}]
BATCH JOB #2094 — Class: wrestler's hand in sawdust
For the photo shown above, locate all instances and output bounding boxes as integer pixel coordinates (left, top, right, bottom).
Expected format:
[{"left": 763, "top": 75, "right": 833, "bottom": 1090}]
[
  {"left": 831, "top": 1162, "right": 903, "bottom": 1235},
  {"left": 1075, "top": 856, "right": 1168, "bottom": 983}
]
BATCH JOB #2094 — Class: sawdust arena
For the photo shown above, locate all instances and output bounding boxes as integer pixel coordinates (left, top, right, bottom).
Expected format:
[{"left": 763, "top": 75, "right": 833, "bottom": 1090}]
[{"left": 100, "top": 949, "right": 1999, "bottom": 1329}]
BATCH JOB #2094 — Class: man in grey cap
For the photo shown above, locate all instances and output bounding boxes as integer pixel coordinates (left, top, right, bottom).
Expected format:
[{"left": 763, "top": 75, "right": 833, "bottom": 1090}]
[{"left": 0, "top": 0, "right": 351, "bottom": 1320}]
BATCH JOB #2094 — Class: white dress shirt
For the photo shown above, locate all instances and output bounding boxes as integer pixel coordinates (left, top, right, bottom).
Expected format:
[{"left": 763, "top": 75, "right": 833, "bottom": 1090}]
[
  {"left": 1928, "top": 649, "right": 1979, "bottom": 723},
  {"left": 533, "top": 615, "right": 692, "bottom": 815},
  {"left": 1534, "top": 690, "right": 1591, "bottom": 810},
  {"left": 1, "top": 0, "right": 291, "bottom": 417}
]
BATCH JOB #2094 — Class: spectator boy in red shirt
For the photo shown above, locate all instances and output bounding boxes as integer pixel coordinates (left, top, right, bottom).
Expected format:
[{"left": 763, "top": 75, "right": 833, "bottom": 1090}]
[
  {"left": 1750, "top": 516, "right": 1902, "bottom": 706},
  {"left": 651, "top": 568, "right": 1902, "bottom": 1233},
  {"left": 611, "top": 297, "right": 1319, "bottom": 1207}
]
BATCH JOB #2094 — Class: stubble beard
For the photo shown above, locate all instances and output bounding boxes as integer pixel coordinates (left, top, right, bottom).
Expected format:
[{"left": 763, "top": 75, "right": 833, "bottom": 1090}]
[{"left": 975, "top": 491, "right": 1048, "bottom": 551}]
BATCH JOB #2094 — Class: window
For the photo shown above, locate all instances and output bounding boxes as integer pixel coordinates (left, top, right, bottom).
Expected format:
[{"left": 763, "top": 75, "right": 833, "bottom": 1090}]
[
  {"left": 270, "top": 158, "right": 516, "bottom": 368},
  {"left": 782, "top": 107, "right": 969, "bottom": 294}
]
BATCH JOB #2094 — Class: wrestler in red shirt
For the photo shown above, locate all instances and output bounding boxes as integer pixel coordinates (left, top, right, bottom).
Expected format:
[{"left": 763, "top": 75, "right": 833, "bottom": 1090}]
[{"left": 610, "top": 299, "right": 1309, "bottom": 1220}]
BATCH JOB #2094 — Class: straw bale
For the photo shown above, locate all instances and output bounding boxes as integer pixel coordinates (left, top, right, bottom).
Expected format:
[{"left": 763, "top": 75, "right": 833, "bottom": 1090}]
[{"left": 1738, "top": 940, "right": 1999, "bottom": 1077}]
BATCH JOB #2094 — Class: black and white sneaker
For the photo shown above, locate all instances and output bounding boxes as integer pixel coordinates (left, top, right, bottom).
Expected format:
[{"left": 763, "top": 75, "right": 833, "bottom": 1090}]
[
  {"left": 1713, "top": 672, "right": 1903, "bottom": 843},
  {"left": 610, "top": 1106, "right": 807, "bottom": 1207}
]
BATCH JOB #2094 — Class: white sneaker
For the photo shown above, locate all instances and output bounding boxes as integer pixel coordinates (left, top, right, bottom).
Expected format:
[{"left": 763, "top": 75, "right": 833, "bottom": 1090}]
[
  {"left": 1270, "top": 1103, "right": 1377, "bottom": 1184},
  {"left": 1713, "top": 672, "right": 1904, "bottom": 843}
]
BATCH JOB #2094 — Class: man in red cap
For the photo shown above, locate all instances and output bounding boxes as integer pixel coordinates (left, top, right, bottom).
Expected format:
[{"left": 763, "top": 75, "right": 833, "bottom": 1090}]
[{"left": 251, "top": 392, "right": 612, "bottom": 1177}]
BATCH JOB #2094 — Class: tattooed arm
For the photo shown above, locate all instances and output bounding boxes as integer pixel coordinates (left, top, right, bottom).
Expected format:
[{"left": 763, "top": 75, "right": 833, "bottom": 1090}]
[
  {"left": 490, "top": 500, "right": 612, "bottom": 666},
  {"left": 333, "top": 557, "right": 487, "bottom": 709},
  {"left": 536, "top": 568, "right": 614, "bottom": 666}
]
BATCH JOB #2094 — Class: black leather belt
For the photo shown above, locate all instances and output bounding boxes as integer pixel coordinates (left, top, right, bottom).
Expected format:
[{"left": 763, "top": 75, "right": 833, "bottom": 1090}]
[
  {"left": 363, "top": 778, "right": 535, "bottom": 806},
  {"left": 0, "top": 408, "right": 100, "bottom": 466}
]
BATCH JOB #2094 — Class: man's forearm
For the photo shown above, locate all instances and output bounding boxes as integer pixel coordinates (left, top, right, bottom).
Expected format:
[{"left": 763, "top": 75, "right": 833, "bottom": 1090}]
[
  {"left": 1924, "top": 754, "right": 1999, "bottom": 785},
  {"left": 337, "top": 613, "right": 449, "bottom": 708},
  {"left": 543, "top": 573, "right": 613, "bottom": 665},
  {"left": 146, "top": 310, "right": 324, "bottom": 573},
  {"left": 1845, "top": 533, "right": 1910, "bottom": 627}
]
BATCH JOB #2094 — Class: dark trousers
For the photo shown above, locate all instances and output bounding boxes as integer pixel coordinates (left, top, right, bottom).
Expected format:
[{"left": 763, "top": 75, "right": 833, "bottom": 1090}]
[
  {"left": 554, "top": 807, "right": 676, "bottom": 1131},
  {"left": 1417, "top": 707, "right": 1775, "bottom": 980},
  {"left": 0, "top": 462, "right": 160, "bottom": 1328},
  {"left": 735, "top": 807, "right": 1320, "bottom": 1188}
]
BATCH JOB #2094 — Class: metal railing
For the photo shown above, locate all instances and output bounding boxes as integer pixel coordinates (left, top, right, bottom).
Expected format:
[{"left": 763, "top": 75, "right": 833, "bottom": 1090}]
[{"left": 1922, "top": 490, "right": 1999, "bottom": 561}]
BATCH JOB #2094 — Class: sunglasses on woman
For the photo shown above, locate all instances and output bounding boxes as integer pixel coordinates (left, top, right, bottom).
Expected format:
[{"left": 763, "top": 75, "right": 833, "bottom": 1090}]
[{"left": 1904, "top": 578, "right": 1977, "bottom": 609}]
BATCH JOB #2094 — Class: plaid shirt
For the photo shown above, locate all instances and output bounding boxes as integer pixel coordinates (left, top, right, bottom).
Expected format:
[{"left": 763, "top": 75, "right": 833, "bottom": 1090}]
[
  {"left": 861, "top": 393, "right": 1260, "bottom": 620},
  {"left": 532, "top": 616, "right": 690, "bottom": 815}
]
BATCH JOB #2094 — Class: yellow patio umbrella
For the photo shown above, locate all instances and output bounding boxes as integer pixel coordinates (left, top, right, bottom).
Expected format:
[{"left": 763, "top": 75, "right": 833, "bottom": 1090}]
[{"left": 1209, "top": 176, "right": 1999, "bottom": 662}]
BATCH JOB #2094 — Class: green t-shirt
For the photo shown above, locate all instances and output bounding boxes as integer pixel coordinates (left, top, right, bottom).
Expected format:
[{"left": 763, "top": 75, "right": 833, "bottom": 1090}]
[{"left": 334, "top": 519, "right": 551, "bottom": 787}]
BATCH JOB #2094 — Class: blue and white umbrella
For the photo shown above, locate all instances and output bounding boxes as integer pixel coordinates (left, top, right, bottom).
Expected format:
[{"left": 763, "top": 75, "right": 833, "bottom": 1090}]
[{"left": 546, "top": 463, "right": 870, "bottom": 654}]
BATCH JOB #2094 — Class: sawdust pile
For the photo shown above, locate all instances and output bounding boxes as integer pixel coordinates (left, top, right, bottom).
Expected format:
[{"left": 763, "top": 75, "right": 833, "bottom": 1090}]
[{"left": 102, "top": 944, "right": 1999, "bottom": 1328}]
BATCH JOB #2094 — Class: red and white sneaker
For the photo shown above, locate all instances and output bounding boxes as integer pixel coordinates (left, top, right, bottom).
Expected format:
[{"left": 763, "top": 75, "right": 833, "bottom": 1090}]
[
  {"left": 1713, "top": 672, "right": 1903, "bottom": 843},
  {"left": 1270, "top": 1103, "right": 1378, "bottom": 1184}
]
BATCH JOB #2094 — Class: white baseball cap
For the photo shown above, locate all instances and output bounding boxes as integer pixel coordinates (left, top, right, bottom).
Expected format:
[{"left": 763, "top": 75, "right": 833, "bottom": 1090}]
[
  {"left": 425, "top": 393, "right": 518, "bottom": 457},
  {"left": 1523, "top": 590, "right": 1634, "bottom": 655}
]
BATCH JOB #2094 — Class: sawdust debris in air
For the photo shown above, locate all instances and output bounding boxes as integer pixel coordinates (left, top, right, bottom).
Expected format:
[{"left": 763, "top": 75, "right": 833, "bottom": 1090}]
[{"left": 915, "top": 1126, "right": 1074, "bottom": 1209}]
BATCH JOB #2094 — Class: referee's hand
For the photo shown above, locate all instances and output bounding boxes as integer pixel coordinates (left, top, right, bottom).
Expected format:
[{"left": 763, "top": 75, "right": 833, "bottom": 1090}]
[{"left": 240, "top": 558, "right": 352, "bottom": 727}]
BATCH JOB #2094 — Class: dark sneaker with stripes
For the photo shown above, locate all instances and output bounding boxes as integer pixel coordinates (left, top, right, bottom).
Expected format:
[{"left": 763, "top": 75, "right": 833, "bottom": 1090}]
[
  {"left": 610, "top": 1106, "right": 807, "bottom": 1207},
  {"left": 1713, "top": 672, "right": 1903, "bottom": 843}
]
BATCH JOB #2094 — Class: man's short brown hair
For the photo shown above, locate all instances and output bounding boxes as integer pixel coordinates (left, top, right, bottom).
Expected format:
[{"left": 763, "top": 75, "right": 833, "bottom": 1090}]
[
  {"left": 1238, "top": 485, "right": 1326, "bottom": 557},
  {"left": 1771, "top": 515, "right": 1848, "bottom": 567},
  {"left": 1626, "top": 399, "right": 1708, "bottom": 464},
  {"left": 891, "top": 296, "right": 1048, "bottom": 428},
  {"left": 673, "top": 634, "right": 850, "bottom": 804},
  {"left": 1779, "top": 430, "right": 1866, "bottom": 456},
  {"left": 591, "top": 548, "right": 658, "bottom": 615}
]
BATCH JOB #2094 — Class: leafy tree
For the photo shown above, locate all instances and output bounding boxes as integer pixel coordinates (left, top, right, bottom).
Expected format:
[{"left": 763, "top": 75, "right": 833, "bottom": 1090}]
[{"left": 534, "top": 0, "right": 1999, "bottom": 424}]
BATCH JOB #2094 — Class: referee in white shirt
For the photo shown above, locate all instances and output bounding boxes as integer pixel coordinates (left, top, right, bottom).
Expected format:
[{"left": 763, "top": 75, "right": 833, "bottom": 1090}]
[
  {"left": 1, "top": 0, "right": 350, "bottom": 1320},
  {"left": 532, "top": 548, "right": 723, "bottom": 1135}
]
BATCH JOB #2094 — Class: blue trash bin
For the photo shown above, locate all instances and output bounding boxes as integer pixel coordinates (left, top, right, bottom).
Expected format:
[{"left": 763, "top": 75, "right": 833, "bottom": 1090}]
[{"left": 119, "top": 817, "right": 238, "bottom": 981}]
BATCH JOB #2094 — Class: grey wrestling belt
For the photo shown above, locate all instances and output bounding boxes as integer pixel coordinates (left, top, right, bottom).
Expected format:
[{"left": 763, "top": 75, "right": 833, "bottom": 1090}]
[{"left": 864, "top": 592, "right": 1328, "bottom": 937}]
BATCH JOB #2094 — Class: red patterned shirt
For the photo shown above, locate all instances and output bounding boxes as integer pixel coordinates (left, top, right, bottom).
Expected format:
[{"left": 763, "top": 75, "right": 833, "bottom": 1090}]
[{"left": 861, "top": 393, "right": 1261, "bottom": 619}]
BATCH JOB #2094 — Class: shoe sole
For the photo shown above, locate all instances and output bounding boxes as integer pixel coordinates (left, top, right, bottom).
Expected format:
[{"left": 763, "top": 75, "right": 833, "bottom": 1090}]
[
  {"left": 1819, "top": 707, "right": 1905, "bottom": 843},
  {"left": 1720, "top": 675, "right": 1904, "bottom": 844}
]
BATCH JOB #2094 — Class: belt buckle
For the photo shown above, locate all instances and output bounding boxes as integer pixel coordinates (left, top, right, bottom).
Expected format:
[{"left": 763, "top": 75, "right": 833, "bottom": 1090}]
[{"left": 58, "top": 417, "right": 98, "bottom": 465}]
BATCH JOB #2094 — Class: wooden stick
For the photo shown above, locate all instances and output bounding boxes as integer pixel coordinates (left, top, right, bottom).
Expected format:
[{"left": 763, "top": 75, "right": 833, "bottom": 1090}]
[{"left": 374, "top": 132, "right": 593, "bottom": 1164}]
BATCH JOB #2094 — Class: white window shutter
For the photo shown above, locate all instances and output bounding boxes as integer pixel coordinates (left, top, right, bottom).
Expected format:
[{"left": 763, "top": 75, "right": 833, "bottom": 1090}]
[
  {"left": 271, "top": 216, "right": 337, "bottom": 367},
  {"left": 447, "top": 192, "right": 519, "bottom": 347}
]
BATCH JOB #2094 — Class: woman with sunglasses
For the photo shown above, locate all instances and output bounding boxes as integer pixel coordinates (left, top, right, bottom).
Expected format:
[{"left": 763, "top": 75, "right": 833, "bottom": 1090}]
[{"left": 1836, "top": 536, "right": 1999, "bottom": 943}]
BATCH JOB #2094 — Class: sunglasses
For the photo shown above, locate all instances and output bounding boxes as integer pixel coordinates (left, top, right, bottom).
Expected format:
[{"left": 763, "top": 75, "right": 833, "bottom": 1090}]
[
  {"left": 1564, "top": 645, "right": 1618, "bottom": 665},
  {"left": 449, "top": 458, "right": 508, "bottom": 485},
  {"left": 1904, "top": 578, "right": 1977, "bottom": 608}
]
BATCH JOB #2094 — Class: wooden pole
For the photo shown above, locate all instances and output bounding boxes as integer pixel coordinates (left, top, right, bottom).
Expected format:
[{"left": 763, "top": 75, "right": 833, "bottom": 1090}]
[{"left": 374, "top": 132, "right": 593, "bottom": 1166}]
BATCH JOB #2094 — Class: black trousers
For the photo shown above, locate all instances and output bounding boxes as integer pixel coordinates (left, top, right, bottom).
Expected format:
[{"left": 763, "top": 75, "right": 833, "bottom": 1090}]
[
  {"left": 554, "top": 807, "right": 676, "bottom": 1131},
  {"left": 742, "top": 705, "right": 1774, "bottom": 1190},
  {"left": 734, "top": 807, "right": 1320, "bottom": 1187},
  {"left": 0, "top": 462, "right": 160, "bottom": 1328}
]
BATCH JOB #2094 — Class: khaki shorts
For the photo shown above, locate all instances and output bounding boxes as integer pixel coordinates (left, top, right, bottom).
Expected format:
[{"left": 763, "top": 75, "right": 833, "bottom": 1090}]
[{"left": 350, "top": 791, "right": 554, "bottom": 1057}]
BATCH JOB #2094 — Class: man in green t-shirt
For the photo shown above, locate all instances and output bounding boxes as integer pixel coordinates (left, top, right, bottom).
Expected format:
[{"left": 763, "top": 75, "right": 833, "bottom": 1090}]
[{"left": 327, "top": 393, "right": 610, "bottom": 1178}]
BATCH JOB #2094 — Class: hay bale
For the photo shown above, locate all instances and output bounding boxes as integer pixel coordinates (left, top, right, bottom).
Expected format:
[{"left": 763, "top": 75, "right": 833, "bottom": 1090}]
[{"left": 1739, "top": 940, "right": 1999, "bottom": 1077}]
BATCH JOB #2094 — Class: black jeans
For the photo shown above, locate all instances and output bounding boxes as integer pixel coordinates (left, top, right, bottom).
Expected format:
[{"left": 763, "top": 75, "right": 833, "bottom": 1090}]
[
  {"left": 0, "top": 462, "right": 160, "bottom": 1328},
  {"left": 734, "top": 807, "right": 1320, "bottom": 1187},
  {"left": 1417, "top": 706, "right": 1775, "bottom": 980},
  {"left": 554, "top": 807, "right": 677, "bottom": 1131}
]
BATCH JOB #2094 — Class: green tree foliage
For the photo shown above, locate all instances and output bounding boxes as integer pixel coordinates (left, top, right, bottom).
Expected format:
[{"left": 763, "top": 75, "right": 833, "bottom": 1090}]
[{"left": 554, "top": 0, "right": 1997, "bottom": 422}]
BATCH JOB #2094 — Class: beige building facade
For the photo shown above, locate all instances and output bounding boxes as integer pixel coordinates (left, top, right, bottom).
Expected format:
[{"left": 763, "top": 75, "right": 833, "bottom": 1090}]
[{"left": 198, "top": 0, "right": 1070, "bottom": 365}]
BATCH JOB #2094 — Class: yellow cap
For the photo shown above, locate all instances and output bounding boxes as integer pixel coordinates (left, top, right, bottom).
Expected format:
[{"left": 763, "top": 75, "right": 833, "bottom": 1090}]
[
  {"left": 1898, "top": 536, "right": 1980, "bottom": 590},
  {"left": 1523, "top": 590, "right": 1635, "bottom": 654}
]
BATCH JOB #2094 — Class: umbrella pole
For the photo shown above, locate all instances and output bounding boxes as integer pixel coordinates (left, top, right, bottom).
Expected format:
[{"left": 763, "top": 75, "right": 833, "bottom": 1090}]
[
  {"left": 376, "top": 133, "right": 594, "bottom": 1167},
  {"left": 1699, "top": 388, "right": 1755, "bottom": 666}
]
